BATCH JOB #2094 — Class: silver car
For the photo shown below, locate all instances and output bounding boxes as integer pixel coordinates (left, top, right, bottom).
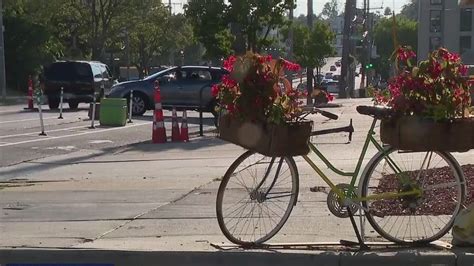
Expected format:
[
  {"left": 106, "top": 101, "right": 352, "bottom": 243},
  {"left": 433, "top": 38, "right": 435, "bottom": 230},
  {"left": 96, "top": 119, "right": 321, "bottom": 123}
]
[{"left": 108, "top": 66, "right": 228, "bottom": 116}]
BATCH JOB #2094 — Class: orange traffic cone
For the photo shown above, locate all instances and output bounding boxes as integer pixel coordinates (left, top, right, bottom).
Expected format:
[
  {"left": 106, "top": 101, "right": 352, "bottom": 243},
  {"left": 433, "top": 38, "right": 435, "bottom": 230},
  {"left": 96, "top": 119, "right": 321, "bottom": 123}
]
[
  {"left": 171, "top": 107, "right": 181, "bottom": 142},
  {"left": 180, "top": 110, "right": 189, "bottom": 142},
  {"left": 152, "top": 80, "right": 167, "bottom": 143},
  {"left": 24, "top": 76, "right": 35, "bottom": 110}
]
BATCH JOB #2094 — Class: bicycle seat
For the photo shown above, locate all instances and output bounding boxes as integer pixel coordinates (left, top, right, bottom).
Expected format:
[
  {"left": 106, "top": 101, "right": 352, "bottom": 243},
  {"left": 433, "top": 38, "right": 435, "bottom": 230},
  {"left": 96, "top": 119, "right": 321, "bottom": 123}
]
[{"left": 356, "top": 105, "right": 393, "bottom": 119}]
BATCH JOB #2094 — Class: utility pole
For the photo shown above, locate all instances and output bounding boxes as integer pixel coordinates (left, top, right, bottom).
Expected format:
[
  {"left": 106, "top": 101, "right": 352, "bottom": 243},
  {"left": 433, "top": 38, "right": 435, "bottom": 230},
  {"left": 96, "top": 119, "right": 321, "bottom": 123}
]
[
  {"left": 360, "top": 0, "right": 368, "bottom": 89},
  {"left": 306, "top": 0, "right": 313, "bottom": 105},
  {"left": 288, "top": 2, "right": 294, "bottom": 83},
  {"left": 0, "top": 0, "right": 6, "bottom": 100},
  {"left": 339, "top": 0, "right": 356, "bottom": 98},
  {"left": 125, "top": 29, "right": 130, "bottom": 81}
]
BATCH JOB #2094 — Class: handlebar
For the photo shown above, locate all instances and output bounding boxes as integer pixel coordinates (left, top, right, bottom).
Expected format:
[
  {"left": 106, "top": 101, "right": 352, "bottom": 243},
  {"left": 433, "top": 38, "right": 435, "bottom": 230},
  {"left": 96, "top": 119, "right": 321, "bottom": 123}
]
[
  {"left": 298, "top": 107, "right": 339, "bottom": 121},
  {"left": 315, "top": 108, "right": 339, "bottom": 120}
]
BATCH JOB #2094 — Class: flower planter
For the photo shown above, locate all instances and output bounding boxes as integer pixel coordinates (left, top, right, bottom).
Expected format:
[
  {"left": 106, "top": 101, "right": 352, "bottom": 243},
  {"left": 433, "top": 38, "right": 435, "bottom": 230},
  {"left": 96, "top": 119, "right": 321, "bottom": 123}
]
[
  {"left": 219, "top": 115, "right": 313, "bottom": 157},
  {"left": 380, "top": 116, "right": 474, "bottom": 152}
]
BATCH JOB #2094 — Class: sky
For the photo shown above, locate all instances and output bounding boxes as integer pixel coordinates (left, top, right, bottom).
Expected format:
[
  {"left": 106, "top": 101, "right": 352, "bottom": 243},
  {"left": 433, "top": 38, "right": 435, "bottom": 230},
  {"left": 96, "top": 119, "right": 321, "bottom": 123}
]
[{"left": 164, "top": 0, "right": 411, "bottom": 16}]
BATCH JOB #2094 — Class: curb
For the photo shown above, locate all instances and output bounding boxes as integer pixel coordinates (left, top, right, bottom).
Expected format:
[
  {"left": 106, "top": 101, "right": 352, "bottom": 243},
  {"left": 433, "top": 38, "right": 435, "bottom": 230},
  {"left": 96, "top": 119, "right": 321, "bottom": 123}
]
[{"left": 0, "top": 249, "right": 472, "bottom": 266}]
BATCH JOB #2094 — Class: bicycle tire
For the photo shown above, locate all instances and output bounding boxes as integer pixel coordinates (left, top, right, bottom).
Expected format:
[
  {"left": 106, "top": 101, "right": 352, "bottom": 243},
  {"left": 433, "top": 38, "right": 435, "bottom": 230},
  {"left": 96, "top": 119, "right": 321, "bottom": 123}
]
[
  {"left": 360, "top": 147, "right": 466, "bottom": 244},
  {"left": 216, "top": 150, "right": 299, "bottom": 246}
]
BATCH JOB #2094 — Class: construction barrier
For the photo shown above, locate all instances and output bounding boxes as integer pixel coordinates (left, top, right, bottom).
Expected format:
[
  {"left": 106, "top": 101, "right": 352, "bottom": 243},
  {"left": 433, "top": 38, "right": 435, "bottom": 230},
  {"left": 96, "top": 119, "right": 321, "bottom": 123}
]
[
  {"left": 152, "top": 80, "right": 166, "bottom": 143},
  {"left": 181, "top": 110, "right": 189, "bottom": 142},
  {"left": 58, "top": 87, "right": 64, "bottom": 119},
  {"left": 171, "top": 107, "right": 180, "bottom": 142},
  {"left": 24, "top": 76, "right": 35, "bottom": 110},
  {"left": 128, "top": 90, "right": 134, "bottom": 123}
]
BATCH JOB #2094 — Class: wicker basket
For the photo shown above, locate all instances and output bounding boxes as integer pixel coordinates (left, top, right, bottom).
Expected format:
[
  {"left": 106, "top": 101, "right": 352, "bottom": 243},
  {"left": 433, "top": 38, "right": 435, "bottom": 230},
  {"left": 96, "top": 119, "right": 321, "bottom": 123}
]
[
  {"left": 380, "top": 116, "right": 474, "bottom": 152},
  {"left": 219, "top": 115, "right": 313, "bottom": 157}
]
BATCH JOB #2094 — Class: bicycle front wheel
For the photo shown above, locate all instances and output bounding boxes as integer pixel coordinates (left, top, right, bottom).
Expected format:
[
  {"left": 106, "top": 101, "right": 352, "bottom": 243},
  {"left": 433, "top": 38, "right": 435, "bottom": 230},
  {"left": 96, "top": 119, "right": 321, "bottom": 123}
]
[
  {"left": 216, "top": 151, "right": 299, "bottom": 246},
  {"left": 361, "top": 148, "right": 465, "bottom": 244}
]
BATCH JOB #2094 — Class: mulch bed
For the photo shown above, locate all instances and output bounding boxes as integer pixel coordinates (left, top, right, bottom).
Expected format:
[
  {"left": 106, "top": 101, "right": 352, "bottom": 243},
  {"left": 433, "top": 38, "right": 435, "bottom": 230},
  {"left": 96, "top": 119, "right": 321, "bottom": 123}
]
[{"left": 369, "top": 164, "right": 473, "bottom": 217}]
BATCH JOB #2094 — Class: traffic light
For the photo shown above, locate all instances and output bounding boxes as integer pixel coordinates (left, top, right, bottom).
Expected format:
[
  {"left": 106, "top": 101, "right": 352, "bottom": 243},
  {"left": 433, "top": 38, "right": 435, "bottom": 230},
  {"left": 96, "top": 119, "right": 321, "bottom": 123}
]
[{"left": 365, "top": 63, "right": 374, "bottom": 69}]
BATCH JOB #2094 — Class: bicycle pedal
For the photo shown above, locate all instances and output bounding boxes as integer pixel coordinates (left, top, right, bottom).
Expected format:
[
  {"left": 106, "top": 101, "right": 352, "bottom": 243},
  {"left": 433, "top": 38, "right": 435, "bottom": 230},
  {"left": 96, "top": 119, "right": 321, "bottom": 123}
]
[{"left": 310, "top": 186, "right": 327, "bottom": 193}]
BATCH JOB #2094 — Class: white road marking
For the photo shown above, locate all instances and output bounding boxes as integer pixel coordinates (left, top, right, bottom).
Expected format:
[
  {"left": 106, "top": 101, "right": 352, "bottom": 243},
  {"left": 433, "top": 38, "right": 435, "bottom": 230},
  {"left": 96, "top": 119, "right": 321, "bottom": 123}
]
[
  {"left": 0, "top": 122, "right": 151, "bottom": 147},
  {"left": 45, "top": 145, "right": 76, "bottom": 151},
  {"left": 89, "top": 140, "right": 113, "bottom": 144},
  {"left": 0, "top": 116, "right": 61, "bottom": 124},
  {"left": 0, "top": 125, "right": 87, "bottom": 139}
]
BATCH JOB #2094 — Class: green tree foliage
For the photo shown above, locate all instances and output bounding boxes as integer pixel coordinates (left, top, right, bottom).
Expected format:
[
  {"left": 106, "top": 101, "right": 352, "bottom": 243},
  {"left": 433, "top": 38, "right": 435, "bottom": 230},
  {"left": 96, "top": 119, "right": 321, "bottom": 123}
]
[
  {"left": 185, "top": 0, "right": 295, "bottom": 60},
  {"left": 373, "top": 16, "right": 417, "bottom": 79},
  {"left": 184, "top": 0, "right": 233, "bottom": 60},
  {"left": 4, "top": 0, "right": 63, "bottom": 91},
  {"left": 320, "top": 0, "right": 339, "bottom": 20},
  {"left": 399, "top": 0, "right": 418, "bottom": 20},
  {"left": 4, "top": 0, "right": 197, "bottom": 91},
  {"left": 291, "top": 21, "right": 335, "bottom": 82}
]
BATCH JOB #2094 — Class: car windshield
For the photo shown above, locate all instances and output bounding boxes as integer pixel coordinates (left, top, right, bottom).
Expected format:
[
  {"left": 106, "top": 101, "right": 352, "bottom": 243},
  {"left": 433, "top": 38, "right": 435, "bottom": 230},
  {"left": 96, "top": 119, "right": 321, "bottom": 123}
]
[
  {"left": 144, "top": 67, "right": 176, "bottom": 80},
  {"left": 45, "top": 62, "right": 92, "bottom": 83}
]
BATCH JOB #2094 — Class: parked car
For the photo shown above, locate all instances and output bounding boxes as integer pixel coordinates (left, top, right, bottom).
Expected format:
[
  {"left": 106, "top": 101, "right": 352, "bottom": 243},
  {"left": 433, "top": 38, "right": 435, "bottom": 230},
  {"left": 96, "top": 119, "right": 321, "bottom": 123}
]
[
  {"left": 321, "top": 80, "right": 339, "bottom": 94},
  {"left": 42, "top": 61, "right": 114, "bottom": 110},
  {"left": 107, "top": 66, "right": 228, "bottom": 116},
  {"left": 330, "top": 65, "right": 337, "bottom": 71},
  {"left": 325, "top": 72, "right": 333, "bottom": 79}
]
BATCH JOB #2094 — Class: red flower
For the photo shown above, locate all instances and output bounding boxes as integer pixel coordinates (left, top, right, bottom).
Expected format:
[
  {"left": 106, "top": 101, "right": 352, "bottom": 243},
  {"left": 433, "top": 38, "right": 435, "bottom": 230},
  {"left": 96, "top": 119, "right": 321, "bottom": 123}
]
[
  {"left": 222, "top": 74, "right": 237, "bottom": 88},
  {"left": 397, "top": 47, "right": 416, "bottom": 62},
  {"left": 211, "top": 84, "right": 219, "bottom": 97},
  {"left": 459, "top": 65, "right": 468, "bottom": 76},
  {"left": 223, "top": 55, "right": 237, "bottom": 71},
  {"left": 325, "top": 92, "right": 334, "bottom": 102},
  {"left": 282, "top": 59, "right": 301, "bottom": 72}
]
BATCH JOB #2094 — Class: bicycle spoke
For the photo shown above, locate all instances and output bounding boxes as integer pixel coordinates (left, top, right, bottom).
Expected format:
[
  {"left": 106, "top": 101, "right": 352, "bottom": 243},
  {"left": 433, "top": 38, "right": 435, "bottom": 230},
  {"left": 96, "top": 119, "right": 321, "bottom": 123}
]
[
  {"left": 362, "top": 148, "right": 463, "bottom": 244},
  {"left": 217, "top": 151, "right": 297, "bottom": 245}
]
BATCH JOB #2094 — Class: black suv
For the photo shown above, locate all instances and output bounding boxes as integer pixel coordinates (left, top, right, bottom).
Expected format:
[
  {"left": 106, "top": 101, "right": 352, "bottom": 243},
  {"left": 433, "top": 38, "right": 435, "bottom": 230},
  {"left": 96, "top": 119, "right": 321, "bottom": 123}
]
[{"left": 42, "top": 61, "right": 114, "bottom": 109}]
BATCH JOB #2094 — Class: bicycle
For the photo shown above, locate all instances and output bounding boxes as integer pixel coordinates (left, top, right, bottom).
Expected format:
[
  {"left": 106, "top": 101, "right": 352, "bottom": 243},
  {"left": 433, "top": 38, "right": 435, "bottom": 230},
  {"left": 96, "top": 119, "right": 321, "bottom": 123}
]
[{"left": 216, "top": 105, "right": 467, "bottom": 247}]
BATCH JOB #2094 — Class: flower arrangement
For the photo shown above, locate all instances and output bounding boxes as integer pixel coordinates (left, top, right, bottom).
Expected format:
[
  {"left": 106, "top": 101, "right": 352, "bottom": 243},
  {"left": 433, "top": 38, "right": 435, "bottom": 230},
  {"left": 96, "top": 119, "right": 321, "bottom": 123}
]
[
  {"left": 212, "top": 52, "right": 304, "bottom": 125},
  {"left": 373, "top": 47, "right": 472, "bottom": 120}
]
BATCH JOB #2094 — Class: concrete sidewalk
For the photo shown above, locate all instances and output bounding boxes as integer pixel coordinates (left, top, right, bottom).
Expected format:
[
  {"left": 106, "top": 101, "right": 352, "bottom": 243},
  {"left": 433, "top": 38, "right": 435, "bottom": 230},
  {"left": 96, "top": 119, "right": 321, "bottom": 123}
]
[{"left": 1, "top": 98, "right": 473, "bottom": 265}]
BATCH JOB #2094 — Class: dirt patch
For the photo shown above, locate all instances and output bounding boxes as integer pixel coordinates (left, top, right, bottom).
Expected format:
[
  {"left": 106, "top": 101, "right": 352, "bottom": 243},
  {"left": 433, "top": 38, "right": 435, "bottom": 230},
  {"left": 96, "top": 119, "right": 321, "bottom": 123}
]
[{"left": 369, "top": 164, "right": 473, "bottom": 216}]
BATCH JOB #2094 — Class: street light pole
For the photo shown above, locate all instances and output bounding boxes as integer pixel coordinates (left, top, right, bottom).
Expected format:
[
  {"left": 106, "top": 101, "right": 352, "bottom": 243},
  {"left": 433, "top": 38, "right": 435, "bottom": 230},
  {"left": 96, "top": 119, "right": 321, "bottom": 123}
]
[
  {"left": 339, "top": 0, "right": 356, "bottom": 98},
  {"left": 126, "top": 29, "right": 130, "bottom": 81},
  {"left": 306, "top": 0, "right": 313, "bottom": 105},
  {"left": 0, "top": 0, "right": 6, "bottom": 100}
]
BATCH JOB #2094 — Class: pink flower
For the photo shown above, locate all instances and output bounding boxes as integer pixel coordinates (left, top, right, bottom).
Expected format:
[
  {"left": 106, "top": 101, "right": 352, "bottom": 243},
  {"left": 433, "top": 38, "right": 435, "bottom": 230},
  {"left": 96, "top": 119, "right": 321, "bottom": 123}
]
[
  {"left": 223, "top": 55, "right": 237, "bottom": 71},
  {"left": 282, "top": 59, "right": 301, "bottom": 72},
  {"left": 222, "top": 74, "right": 237, "bottom": 88},
  {"left": 211, "top": 84, "right": 219, "bottom": 97},
  {"left": 459, "top": 65, "right": 468, "bottom": 76},
  {"left": 397, "top": 47, "right": 416, "bottom": 62}
]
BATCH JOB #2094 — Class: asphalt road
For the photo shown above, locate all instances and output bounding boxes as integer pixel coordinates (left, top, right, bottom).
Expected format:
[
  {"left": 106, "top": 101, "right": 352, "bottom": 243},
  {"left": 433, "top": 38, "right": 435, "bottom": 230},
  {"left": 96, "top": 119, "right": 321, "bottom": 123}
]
[{"left": 0, "top": 103, "right": 216, "bottom": 168}]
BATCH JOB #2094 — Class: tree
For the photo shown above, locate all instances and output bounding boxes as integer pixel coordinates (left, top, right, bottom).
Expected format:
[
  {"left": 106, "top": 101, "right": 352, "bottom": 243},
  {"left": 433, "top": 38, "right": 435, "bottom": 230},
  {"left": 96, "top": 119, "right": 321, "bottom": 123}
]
[
  {"left": 185, "top": 0, "right": 295, "bottom": 59},
  {"left": 68, "top": 0, "right": 130, "bottom": 61},
  {"left": 373, "top": 16, "right": 417, "bottom": 79},
  {"left": 291, "top": 21, "right": 335, "bottom": 94},
  {"left": 320, "top": 0, "right": 339, "bottom": 20},
  {"left": 384, "top": 7, "right": 392, "bottom": 16},
  {"left": 4, "top": 0, "right": 63, "bottom": 91},
  {"left": 399, "top": 0, "right": 418, "bottom": 20},
  {"left": 184, "top": 0, "right": 233, "bottom": 60}
]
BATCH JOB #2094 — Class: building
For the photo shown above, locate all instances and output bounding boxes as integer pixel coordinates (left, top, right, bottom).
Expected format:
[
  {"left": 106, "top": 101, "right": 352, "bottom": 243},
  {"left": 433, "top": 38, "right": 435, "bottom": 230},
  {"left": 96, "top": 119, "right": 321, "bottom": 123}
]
[
  {"left": 418, "top": 0, "right": 474, "bottom": 64},
  {"left": 328, "top": 15, "right": 345, "bottom": 56}
]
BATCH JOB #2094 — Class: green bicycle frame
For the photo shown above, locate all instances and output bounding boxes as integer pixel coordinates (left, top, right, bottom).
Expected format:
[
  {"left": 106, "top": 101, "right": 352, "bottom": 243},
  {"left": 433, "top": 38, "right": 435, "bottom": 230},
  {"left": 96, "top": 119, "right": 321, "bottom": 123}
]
[{"left": 301, "top": 118, "right": 415, "bottom": 202}]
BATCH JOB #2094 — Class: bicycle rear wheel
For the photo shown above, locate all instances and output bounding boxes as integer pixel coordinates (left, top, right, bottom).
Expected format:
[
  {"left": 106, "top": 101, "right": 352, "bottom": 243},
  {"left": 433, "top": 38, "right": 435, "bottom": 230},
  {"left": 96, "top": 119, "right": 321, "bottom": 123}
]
[
  {"left": 216, "top": 151, "right": 299, "bottom": 246},
  {"left": 360, "top": 147, "right": 466, "bottom": 244}
]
